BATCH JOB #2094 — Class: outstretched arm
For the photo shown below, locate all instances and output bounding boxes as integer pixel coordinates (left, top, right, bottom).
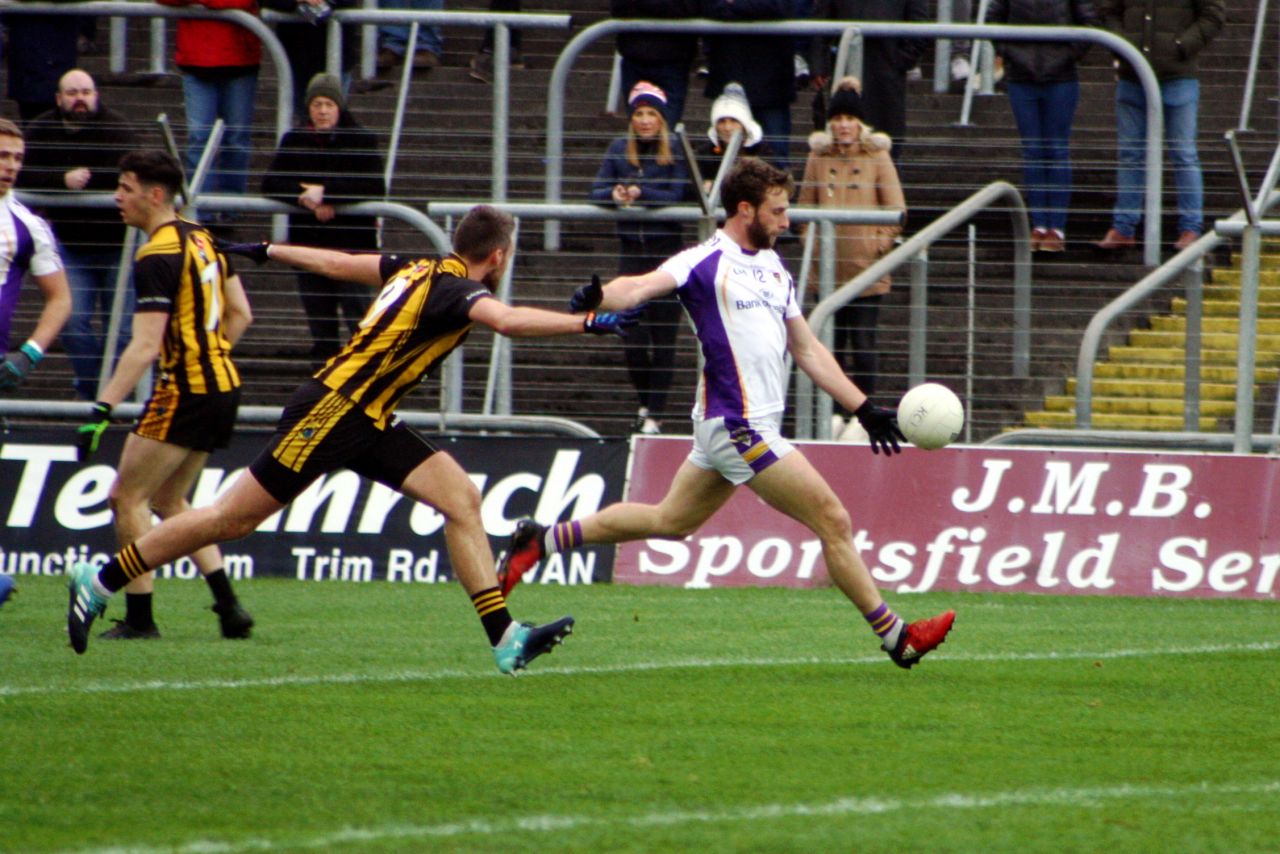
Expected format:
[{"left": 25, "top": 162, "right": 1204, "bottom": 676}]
[
  {"left": 468, "top": 298, "right": 640, "bottom": 339},
  {"left": 263, "top": 244, "right": 385, "bottom": 287},
  {"left": 598, "top": 269, "right": 679, "bottom": 311}
]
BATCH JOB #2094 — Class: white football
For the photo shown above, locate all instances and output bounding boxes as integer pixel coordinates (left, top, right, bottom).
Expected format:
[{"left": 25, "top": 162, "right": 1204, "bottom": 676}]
[{"left": 896, "top": 383, "right": 965, "bottom": 450}]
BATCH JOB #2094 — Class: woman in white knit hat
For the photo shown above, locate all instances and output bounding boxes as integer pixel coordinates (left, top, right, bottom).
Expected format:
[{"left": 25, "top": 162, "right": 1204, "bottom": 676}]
[{"left": 695, "top": 82, "right": 776, "bottom": 195}]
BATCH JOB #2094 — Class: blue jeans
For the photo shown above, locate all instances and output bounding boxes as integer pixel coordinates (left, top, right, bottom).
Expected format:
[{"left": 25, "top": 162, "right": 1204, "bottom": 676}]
[
  {"left": 378, "top": 0, "right": 443, "bottom": 57},
  {"left": 1113, "top": 76, "right": 1203, "bottom": 237},
  {"left": 1007, "top": 79, "right": 1079, "bottom": 233},
  {"left": 182, "top": 70, "right": 257, "bottom": 197},
  {"left": 62, "top": 246, "right": 133, "bottom": 400}
]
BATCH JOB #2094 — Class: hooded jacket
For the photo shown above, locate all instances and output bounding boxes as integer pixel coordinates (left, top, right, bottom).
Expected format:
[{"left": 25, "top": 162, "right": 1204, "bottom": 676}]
[
  {"left": 157, "top": 0, "right": 263, "bottom": 70},
  {"left": 798, "top": 127, "right": 905, "bottom": 297}
]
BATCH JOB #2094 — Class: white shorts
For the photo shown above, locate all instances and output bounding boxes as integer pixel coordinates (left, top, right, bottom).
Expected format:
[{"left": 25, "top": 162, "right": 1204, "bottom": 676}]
[{"left": 687, "top": 414, "right": 795, "bottom": 486}]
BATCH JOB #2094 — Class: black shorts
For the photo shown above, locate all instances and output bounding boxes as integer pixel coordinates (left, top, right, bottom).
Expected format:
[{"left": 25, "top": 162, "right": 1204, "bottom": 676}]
[
  {"left": 249, "top": 379, "right": 438, "bottom": 504},
  {"left": 134, "top": 380, "right": 240, "bottom": 452}
]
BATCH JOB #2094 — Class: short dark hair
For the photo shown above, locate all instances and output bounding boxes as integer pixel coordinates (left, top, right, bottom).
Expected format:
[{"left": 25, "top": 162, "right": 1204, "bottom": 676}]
[
  {"left": 720, "top": 157, "right": 793, "bottom": 216},
  {"left": 0, "top": 118, "right": 23, "bottom": 141},
  {"left": 118, "top": 150, "right": 184, "bottom": 200},
  {"left": 452, "top": 204, "right": 515, "bottom": 262}
]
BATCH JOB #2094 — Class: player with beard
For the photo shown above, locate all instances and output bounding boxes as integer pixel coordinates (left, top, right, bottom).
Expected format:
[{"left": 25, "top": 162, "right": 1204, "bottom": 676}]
[
  {"left": 24, "top": 69, "right": 141, "bottom": 400},
  {"left": 498, "top": 158, "right": 956, "bottom": 670},
  {"left": 66, "top": 204, "right": 642, "bottom": 674}
]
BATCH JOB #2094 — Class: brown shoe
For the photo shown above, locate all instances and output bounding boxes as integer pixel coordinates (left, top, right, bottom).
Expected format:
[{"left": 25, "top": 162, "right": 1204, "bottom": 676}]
[
  {"left": 412, "top": 50, "right": 439, "bottom": 70},
  {"left": 1040, "top": 228, "right": 1065, "bottom": 253},
  {"left": 1030, "top": 227, "right": 1047, "bottom": 252},
  {"left": 376, "top": 47, "right": 400, "bottom": 71},
  {"left": 1094, "top": 228, "right": 1136, "bottom": 251},
  {"left": 1173, "top": 230, "right": 1200, "bottom": 251}
]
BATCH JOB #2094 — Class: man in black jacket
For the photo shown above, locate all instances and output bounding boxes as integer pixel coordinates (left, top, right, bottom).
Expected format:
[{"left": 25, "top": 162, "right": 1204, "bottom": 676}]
[
  {"left": 612, "top": 0, "right": 700, "bottom": 126},
  {"left": 23, "top": 69, "right": 141, "bottom": 400}
]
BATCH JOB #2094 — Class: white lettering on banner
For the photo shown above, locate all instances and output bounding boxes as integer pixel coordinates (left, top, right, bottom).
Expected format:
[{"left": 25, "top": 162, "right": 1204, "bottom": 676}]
[
  {"left": 1030, "top": 461, "right": 1111, "bottom": 515},
  {"left": 483, "top": 471, "right": 542, "bottom": 529},
  {"left": 518, "top": 552, "right": 597, "bottom": 586},
  {"left": 285, "top": 471, "right": 363, "bottom": 533},
  {"left": 1152, "top": 537, "right": 1280, "bottom": 595},
  {"left": 293, "top": 546, "right": 375, "bottom": 581},
  {"left": 638, "top": 539, "right": 688, "bottom": 575},
  {"left": 53, "top": 466, "right": 114, "bottom": 530},
  {"left": 687, "top": 536, "right": 743, "bottom": 589},
  {"left": 386, "top": 548, "right": 442, "bottom": 583},
  {"left": 358, "top": 482, "right": 404, "bottom": 533},
  {"left": 0, "top": 544, "right": 108, "bottom": 575},
  {"left": 951, "top": 459, "right": 1013, "bottom": 512},
  {"left": 535, "top": 451, "right": 606, "bottom": 531},
  {"left": 1130, "top": 464, "right": 1193, "bottom": 517},
  {"left": 2, "top": 443, "right": 79, "bottom": 527}
]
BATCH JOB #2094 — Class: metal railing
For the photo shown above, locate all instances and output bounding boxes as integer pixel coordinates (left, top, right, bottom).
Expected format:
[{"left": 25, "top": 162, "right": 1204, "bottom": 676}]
[
  {"left": 797, "top": 181, "right": 1031, "bottom": 439},
  {"left": 1074, "top": 136, "right": 1280, "bottom": 452},
  {"left": 543, "top": 19, "right": 1166, "bottom": 265},
  {"left": 1238, "top": 0, "right": 1271, "bottom": 132}
]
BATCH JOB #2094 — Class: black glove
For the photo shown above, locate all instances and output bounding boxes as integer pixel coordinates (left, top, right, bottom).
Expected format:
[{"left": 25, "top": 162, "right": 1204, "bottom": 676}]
[
  {"left": 220, "top": 241, "right": 271, "bottom": 265},
  {"left": 854, "top": 399, "right": 905, "bottom": 456},
  {"left": 76, "top": 402, "right": 113, "bottom": 461},
  {"left": 583, "top": 307, "right": 643, "bottom": 338},
  {"left": 0, "top": 342, "right": 41, "bottom": 391},
  {"left": 569, "top": 274, "right": 604, "bottom": 313}
]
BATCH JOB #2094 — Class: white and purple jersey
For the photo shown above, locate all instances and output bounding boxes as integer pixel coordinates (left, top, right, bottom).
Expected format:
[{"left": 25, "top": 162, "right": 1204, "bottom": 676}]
[
  {"left": 0, "top": 193, "right": 62, "bottom": 352},
  {"left": 661, "top": 229, "right": 800, "bottom": 422}
]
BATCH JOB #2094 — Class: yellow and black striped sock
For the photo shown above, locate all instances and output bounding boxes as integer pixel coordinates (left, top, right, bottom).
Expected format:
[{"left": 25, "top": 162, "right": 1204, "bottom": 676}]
[
  {"left": 99, "top": 543, "right": 150, "bottom": 593},
  {"left": 471, "top": 586, "right": 514, "bottom": 646}
]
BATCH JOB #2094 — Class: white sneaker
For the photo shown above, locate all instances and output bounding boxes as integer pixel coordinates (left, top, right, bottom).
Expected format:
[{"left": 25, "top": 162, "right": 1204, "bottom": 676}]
[
  {"left": 640, "top": 417, "right": 662, "bottom": 435},
  {"left": 950, "top": 55, "right": 971, "bottom": 82},
  {"left": 829, "top": 414, "right": 846, "bottom": 438}
]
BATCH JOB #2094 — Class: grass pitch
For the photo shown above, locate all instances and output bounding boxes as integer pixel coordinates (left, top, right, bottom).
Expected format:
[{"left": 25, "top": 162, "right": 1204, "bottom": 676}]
[{"left": 2, "top": 574, "right": 1278, "bottom": 853}]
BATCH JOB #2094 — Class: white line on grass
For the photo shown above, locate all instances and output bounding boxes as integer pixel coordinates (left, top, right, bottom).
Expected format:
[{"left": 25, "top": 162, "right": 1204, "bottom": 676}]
[
  {"left": 6, "top": 640, "right": 1280, "bottom": 698},
  {"left": 64, "top": 779, "right": 1280, "bottom": 854}
]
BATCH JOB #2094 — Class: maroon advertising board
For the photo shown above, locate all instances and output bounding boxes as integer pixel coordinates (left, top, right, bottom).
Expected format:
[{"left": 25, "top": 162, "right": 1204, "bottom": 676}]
[{"left": 614, "top": 437, "right": 1280, "bottom": 600}]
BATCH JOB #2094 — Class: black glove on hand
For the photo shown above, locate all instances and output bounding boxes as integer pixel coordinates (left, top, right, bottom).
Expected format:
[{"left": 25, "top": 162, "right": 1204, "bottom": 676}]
[
  {"left": 76, "top": 402, "right": 113, "bottom": 461},
  {"left": 0, "top": 342, "right": 41, "bottom": 391},
  {"left": 854, "top": 399, "right": 905, "bottom": 456},
  {"left": 583, "top": 307, "right": 643, "bottom": 338},
  {"left": 220, "top": 241, "right": 271, "bottom": 265},
  {"left": 569, "top": 274, "right": 604, "bottom": 313}
]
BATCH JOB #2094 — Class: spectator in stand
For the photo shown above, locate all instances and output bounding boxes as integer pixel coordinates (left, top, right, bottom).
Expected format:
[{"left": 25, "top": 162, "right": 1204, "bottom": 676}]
[
  {"left": 610, "top": 0, "right": 700, "bottom": 126},
  {"left": 989, "top": 0, "right": 1098, "bottom": 253},
  {"left": 590, "top": 82, "right": 689, "bottom": 435},
  {"left": 378, "top": 0, "right": 443, "bottom": 73},
  {"left": 695, "top": 82, "right": 775, "bottom": 195},
  {"left": 797, "top": 78, "right": 904, "bottom": 436},
  {"left": 4, "top": 10, "right": 80, "bottom": 121},
  {"left": 263, "top": 74, "right": 387, "bottom": 365},
  {"left": 701, "top": 0, "right": 797, "bottom": 168},
  {"left": 1095, "top": 0, "right": 1224, "bottom": 252},
  {"left": 470, "top": 0, "right": 525, "bottom": 84},
  {"left": 808, "top": 0, "right": 928, "bottom": 148},
  {"left": 157, "top": 0, "right": 262, "bottom": 222},
  {"left": 0, "top": 119, "right": 72, "bottom": 395},
  {"left": 23, "top": 69, "right": 142, "bottom": 400},
  {"left": 262, "top": 0, "right": 360, "bottom": 120}
]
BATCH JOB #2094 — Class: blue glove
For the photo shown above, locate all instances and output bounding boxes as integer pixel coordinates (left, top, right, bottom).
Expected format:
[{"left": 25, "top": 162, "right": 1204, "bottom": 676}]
[
  {"left": 854, "top": 399, "right": 905, "bottom": 456},
  {"left": 569, "top": 274, "right": 604, "bottom": 313},
  {"left": 0, "top": 341, "right": 41, "bottom": 391},
  {"left": 583, "top": 307, "right": 643, "bottom": 338},
  {"left": 76, "top": 402, "right": 113, "bottom": 461},
  {"left": 220, "top": 241, "right": 271, "bottom": 265}
]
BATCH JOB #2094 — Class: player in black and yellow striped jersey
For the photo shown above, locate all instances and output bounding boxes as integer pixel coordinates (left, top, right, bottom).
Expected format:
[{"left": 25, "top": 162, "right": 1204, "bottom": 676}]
[
  {"left": 69, "top": 204, "right": 641, "bottom": 673},
  {"left": 73, "top": 150, "right": 255, "bottom": 642}
]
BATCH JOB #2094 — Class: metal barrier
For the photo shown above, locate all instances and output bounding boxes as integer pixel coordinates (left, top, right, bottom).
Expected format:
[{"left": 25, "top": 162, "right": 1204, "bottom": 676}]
[
  {"left": 1074, "top": 136, "right": 1280, "bottom": 452},
  {"left": 544, "top": 19, "right": 1167, "bottom": 266},
  {"left": 798, "top": 181, "right": 1032, "bottom": 439},
  {"left": 0, "top": 400, "right": 600, "bottom": 438},
  {"left": 984, "top": 428, "right": 1280, "bottom": 453},
  {"left": 1238, "top": 0, "right": 1271, "bottom": 132}
]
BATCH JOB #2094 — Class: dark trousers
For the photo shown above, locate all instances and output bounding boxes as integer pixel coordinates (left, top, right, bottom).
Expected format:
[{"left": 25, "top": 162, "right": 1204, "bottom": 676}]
[
  {"left": 297, "top": 272, "right": 371, "bottom": 359},
  {"left": 619, "top": 235, "right": 684, "bottom": 416},
  {"left": 833, "top": 294, "right": 882, "bottom": 408}
]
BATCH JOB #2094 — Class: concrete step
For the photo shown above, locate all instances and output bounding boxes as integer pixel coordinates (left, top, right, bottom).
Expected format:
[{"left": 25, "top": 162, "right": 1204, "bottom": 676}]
[
  {"left": 1023, "top": 409, "right": 1220, "bottom": 431},
  {"left": 1171, "top": 297, "right": 1280, "bottom": 318},
  {"left": 1064, "top": 377, "right": 1243, "bottom": 400},
  {"left": 1107, "top": 345, "right": 1243, "bottom": 365},
  {"left": 1126, "top": 327, "right": 1280, "bottom": 353},
  {"left": 1094, "top": 361, "right": 1280, "bottom": 384},
  {"left": 1148, "top": 315, "right": 1280, "bottom": 335},
  {"left": 1042, "top": 394, "right": 1238, "bottom": 417}
]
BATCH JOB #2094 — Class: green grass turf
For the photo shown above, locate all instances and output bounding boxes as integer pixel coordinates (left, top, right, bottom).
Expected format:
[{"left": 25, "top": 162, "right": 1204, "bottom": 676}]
[{"left": 2, "top": 574, "right": 1277, "bottom": 853}]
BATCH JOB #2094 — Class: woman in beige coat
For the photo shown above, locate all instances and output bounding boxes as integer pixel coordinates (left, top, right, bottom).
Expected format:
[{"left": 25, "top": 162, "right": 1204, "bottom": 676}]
[{"left": 799, "top": 77, "right": 906, "bottom": 425}]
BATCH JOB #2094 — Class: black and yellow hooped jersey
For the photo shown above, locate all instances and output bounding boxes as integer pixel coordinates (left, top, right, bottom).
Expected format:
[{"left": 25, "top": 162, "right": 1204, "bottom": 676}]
[
  {"left": 133, "top": 218, "right": 241, "bottom": 394},
  {"left": 316, "top": 253, "right": 493, "bottom": 429}
]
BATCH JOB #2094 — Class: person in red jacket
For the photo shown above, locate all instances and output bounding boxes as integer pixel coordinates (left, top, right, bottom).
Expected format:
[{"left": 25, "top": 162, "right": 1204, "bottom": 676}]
[{"left": 157, "top": 0, "right": 262, "bottom": 219}]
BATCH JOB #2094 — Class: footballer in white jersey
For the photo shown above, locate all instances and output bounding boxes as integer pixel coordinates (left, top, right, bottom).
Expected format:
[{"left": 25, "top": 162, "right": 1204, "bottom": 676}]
[{"left": 661, "top": 228, "right": 800, "bottom": 423}]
